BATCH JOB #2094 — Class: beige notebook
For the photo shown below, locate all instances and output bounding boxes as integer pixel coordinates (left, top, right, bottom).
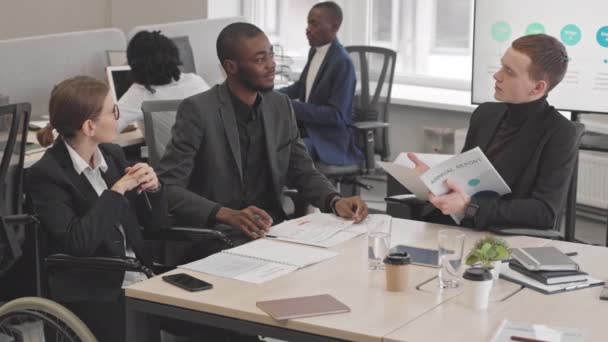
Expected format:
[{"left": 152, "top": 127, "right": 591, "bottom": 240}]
[{"left": 256, "top": 294, "right": 350, "bottom": 320}]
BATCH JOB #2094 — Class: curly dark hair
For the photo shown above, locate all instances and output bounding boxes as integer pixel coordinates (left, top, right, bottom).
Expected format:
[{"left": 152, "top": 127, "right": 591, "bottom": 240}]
[{"left": 127, "top": 30, "right": 182, "bottom": 92}]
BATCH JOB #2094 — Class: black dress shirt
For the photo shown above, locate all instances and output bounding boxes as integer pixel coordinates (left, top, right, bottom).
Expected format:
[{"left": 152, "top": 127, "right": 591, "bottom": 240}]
[{"left": 207, "top": 89, "right": 284, "bottom": 223}]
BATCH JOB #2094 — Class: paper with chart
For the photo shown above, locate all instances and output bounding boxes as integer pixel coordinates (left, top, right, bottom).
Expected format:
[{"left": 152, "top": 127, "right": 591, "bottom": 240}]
[
  {"left": 267, "top": 213, "right": 391, "bottom": 248},
  {"left": 380, "top": 148, "right": 511, "bottom": 224},
  {"left": 268, "top": 213, "right": 353, "bottom": 245},
  {"left": 179, "top": 239, "right": 337, "bottom": 284}
]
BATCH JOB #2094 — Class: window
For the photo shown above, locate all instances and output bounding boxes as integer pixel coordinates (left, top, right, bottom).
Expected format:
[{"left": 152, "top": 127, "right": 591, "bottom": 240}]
[
  {"left": 208, "top": 0, "right": 474, "bottom": 89},
  {"left": 434, "top": 0, "right": 472, "bottom": 51}
]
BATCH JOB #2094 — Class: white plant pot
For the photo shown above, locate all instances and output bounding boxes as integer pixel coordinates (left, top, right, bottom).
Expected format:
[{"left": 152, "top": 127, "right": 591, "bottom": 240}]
[
  {"left": 490, "top": 261, "right": 502, "bottom": 282},
  {"left": 462, "top": 278, "right": 493, "bottom": 310}
]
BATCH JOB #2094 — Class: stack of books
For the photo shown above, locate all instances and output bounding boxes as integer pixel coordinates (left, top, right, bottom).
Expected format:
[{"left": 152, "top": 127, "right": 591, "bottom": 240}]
[{"left": 508, "top": 247, "right": 586, "bottom": 285}]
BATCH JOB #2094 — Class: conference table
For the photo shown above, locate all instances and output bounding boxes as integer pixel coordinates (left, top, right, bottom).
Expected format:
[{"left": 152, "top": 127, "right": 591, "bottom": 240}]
[
  {"left": 121, "top": 218, "right": 604, "bottom": 342},
  {"left": 384, "top": 239, "right": 608, "bottom": 342}
]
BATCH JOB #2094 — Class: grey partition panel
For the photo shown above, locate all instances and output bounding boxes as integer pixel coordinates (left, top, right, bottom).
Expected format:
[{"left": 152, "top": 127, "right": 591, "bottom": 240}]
[
  {"left": 0, "top": 29, "right": 127, "bottom": 119},
  {"left": 127, "top": 17, "right": 245, "bottom": 87}
]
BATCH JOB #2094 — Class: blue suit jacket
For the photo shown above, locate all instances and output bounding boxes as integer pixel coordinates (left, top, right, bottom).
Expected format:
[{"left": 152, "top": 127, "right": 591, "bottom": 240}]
[{"left": 279, "top": 40, "right": 362, "bottom": 166}]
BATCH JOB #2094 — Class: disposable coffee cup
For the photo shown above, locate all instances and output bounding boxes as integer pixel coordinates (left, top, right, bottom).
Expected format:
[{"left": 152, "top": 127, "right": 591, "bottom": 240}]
[
  {"left": 383, "top": 252, "right": 411, "bottom": 292},
  {"left": 462, "top": 268, "right": 493, "bottom": 310}
]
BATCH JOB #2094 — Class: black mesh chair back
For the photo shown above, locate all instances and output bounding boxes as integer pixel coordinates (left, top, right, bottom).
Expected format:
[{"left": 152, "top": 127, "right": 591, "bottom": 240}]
[
  {"left": 0, "top": 103, "right": 30, "bottom": 277},
  {"left": 346, "top": 46, "right": 396, "bottom": 161}
]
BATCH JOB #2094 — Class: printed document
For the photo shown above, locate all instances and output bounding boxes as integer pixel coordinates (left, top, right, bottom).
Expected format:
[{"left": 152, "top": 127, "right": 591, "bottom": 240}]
[
  {"left": 179, "top": 239, "right": 337, "bottom": 284},
  {"left": 379, "top": 147, "right": 511, "bottom": 224},
  {"left": 490, "top": 319, "right": 584, "bottom": 342},
  {"left": 268, "top": 213, "right": 391, "bottom": 248}
]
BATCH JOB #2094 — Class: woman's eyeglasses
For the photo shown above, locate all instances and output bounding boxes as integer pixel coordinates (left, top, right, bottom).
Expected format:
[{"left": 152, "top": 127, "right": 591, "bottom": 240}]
[{"left": 112, "top": 104, "right": 120, "bottom": 120}]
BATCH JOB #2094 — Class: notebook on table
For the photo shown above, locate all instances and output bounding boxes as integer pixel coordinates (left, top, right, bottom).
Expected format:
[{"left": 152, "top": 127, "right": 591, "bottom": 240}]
[
  {"left": 509, "top": 260, "right": 587, "bottom": 285},
  {"left": 500, "top": 264, "right": 603, "bottom": 295},
  {"left": 256, "top": 294, "right": 350, "bottom": 321},
  {"left": 509, "top": 246, "right": 579, "bottom": 271}
]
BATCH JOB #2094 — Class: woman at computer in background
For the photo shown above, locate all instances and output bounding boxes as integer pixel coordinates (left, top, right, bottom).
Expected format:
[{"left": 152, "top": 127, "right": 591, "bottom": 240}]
[
  {"left": 28, "top": 76, "right": 167, "bottom": 342},
  {"left": 116, "top": 30, "right": 209, "bottom": 133}
]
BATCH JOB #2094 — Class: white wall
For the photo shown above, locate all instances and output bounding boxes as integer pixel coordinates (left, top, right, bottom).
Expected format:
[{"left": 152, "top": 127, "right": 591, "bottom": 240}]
[
  {"left": 111, "top": 0, "right": 207, "bottom": 33},
  {"left": 0, "top": 0, "right": 110, "bottom": 40},
  {"left": 0, "top": 0, "right": 209, "bottom": 40}
]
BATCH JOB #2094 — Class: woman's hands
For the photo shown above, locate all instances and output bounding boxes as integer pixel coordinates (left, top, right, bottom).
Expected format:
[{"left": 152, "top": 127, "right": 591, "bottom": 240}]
[{"left": 111, "top": 163, "right": 160, "bottom": 195}]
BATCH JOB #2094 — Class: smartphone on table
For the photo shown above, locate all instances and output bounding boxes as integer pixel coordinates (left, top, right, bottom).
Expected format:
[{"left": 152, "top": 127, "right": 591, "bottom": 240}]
[{"left": 162, "top": 273, "right": 213, "bottom": 292}]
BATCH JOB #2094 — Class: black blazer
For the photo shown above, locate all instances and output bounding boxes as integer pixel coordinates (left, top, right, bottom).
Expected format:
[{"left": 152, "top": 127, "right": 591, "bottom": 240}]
[
  {"left": 26, "top": 139, "right": 168, "bottom": 302},
  {"left": 460, "top": 102, "right": 577, "bottom": 229},
  {"left": 158, "top": 83, "right": 337, "bottom": 227}
]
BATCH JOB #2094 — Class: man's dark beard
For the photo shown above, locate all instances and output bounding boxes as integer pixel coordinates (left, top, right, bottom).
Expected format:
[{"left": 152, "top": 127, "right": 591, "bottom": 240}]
[{"left": 238, "top": 69, "right": 274, "bottom": 92}]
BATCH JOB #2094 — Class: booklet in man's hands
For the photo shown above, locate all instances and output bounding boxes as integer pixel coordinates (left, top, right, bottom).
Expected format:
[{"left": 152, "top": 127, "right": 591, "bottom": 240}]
[{"left": 379, "top": 147, "right": 511, "bottom": 224}]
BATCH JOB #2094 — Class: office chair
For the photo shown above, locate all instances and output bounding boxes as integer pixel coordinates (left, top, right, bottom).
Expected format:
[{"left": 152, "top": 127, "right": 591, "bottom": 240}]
[
  {"left": 0, "top": 297, "right": 97, "bottom": 342},
  {"left": 141, "top": 99, "right": 307, "bottom": 219},
  {"left": 169, "top": 36, "right": 196, "bottom": 74},
  {"left": 0, "top": 103, "right": 38, "bottom": 301},
  {"left": 386, "top": 122, "right": 586, "bottom": 241},
  {"left": 315, "top": 46, "right": 396, "bottom": 197},
  {"left": 141, "top": 99, "right": 182, "bottom": 169}
]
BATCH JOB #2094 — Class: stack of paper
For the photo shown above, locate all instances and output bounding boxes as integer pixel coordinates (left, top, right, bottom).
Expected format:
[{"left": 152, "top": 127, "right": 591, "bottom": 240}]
[
  {"left": 179, "top": 239, "right": 337, "bottom": 284},
  {"left": 490, "top": 320, "right": 584, "bottom": 342},
  {"left": 268, "top": 213, "right": 391, "bottom": 248}
]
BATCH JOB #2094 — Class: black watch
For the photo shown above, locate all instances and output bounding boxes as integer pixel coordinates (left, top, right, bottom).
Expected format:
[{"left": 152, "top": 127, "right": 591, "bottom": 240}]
[{"left": 464, "top": 197, "right": 479, "bottom": 219}]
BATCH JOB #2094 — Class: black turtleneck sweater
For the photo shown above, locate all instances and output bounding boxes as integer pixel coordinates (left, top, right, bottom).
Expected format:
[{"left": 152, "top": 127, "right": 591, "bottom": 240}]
[{"left": 485, "top": 96, "right": 549, "bottom": 163}]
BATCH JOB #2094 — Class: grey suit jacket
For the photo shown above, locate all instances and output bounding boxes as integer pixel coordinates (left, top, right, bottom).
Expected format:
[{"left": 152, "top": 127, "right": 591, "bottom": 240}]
[{"left": 158, "top": 82, "right": 337, "bottom": 227}]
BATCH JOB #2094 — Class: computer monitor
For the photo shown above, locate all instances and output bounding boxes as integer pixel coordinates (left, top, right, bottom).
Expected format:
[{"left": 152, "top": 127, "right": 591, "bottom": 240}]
[{"left": 105, "top": 65, "right": 134, "bottom": 102}]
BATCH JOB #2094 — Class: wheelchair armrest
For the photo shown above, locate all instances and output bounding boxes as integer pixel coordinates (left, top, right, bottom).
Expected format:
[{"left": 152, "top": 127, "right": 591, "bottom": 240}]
[
  {"left": 45, "top": 254, "right": 155, "bottom": 278},
  {"left": 143, "top": 226, "right": 234, "bottom": 248},
  {"left": 1, "top": 214, "right": 39, "bottom": 225},
  {"left": 352, "top": 121, "right": 389, "bottom": 131}
]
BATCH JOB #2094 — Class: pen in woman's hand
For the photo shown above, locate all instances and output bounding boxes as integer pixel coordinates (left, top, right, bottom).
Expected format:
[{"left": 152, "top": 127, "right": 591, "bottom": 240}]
[{"left": 142, "top": 191, "right": 152, "bottom": 211}]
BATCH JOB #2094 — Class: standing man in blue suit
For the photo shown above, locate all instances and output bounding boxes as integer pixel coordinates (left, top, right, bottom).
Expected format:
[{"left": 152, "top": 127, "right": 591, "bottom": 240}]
[{"left": 279, "top": 1, "right": 362, "bottom": 166}]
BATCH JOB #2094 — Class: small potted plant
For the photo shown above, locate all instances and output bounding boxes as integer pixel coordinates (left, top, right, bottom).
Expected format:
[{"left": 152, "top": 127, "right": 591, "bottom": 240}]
[{"left": 465, "top": 236, "right": 510, "bottom": 281}]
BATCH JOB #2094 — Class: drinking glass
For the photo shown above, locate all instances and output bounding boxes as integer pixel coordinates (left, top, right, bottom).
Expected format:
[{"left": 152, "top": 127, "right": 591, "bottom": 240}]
[
  {"left": 437, "top": 229, "right": 465, "bottom": 288},
  {"left": 367, "top": 216, "right": 392, "bottom": 270}
]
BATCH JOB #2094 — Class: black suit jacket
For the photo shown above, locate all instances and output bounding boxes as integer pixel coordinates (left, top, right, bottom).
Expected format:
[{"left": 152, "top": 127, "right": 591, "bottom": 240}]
[
  {"left": 26, "top": 139, "right": 168, "bottom": 302},
  {"left": 158, "top": 83, "right": 337, "bottom": 227},
  {"left": 458, "top": 102, "right": 577, "bottom": 229}
]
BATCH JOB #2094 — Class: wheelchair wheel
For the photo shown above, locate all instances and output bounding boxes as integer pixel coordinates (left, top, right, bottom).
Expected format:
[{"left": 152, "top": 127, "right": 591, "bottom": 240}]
[{"left": 0, "top": 297, "right": 97, "bottom": 342}]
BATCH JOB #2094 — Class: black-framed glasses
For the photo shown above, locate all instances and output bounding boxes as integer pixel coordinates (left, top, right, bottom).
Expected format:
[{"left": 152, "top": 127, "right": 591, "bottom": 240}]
[{"left": 112, "top": 104, "right": 120, "bottom": 120}]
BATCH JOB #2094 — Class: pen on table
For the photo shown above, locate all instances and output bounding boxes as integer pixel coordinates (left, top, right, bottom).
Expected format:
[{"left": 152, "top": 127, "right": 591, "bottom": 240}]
[
  {"left": 142, "top": 191, "right": 152, "bottom": 211},
  {"left": 510, "top": 336, "right": 549, "bottom": 342}
]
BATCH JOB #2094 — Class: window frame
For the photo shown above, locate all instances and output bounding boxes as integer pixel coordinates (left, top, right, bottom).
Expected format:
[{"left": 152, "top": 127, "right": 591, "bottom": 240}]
[{"left": 209, "top": 0, "right": 474, "bottom": 91}]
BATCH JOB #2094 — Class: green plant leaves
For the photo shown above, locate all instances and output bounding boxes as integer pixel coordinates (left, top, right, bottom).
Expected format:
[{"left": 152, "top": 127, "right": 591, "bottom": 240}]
[{"left": 465, "top": 236, "right": 512, "bottom": 268}]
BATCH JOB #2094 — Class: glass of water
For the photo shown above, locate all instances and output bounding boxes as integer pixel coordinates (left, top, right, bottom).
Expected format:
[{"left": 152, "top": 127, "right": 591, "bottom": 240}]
[
  {"left": 437, "top": 229, "right": 465, "bottom": 288},
  {"left": 367, "top": 216, "right": 392, "bottom": 270}
]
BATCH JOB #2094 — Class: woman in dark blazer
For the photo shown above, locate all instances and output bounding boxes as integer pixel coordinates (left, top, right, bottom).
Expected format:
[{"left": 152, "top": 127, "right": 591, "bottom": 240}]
[{"left": 28, "top": 76, "right": 167, "bottom": 342}]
